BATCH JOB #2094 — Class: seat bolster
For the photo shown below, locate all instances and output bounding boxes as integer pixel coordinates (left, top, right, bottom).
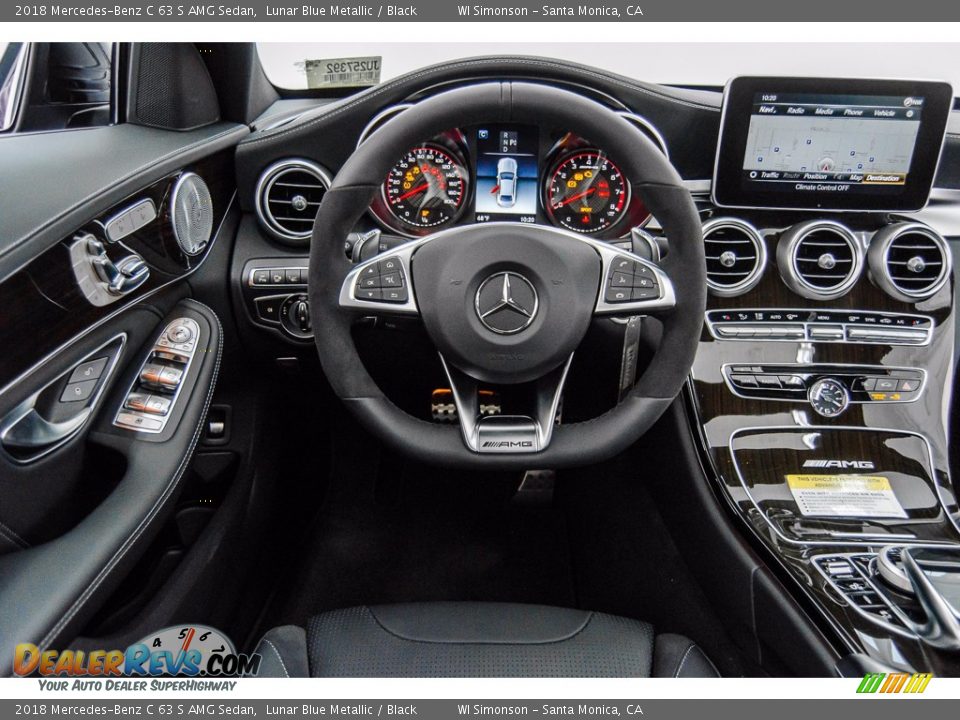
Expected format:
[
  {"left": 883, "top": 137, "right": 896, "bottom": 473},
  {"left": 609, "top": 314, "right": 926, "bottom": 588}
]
[
  {"left": 652, "top": 633, "right": 720, "bottom": 677},
  {"left": 255, "top": 625, "right": 309, "bottom": 678}
]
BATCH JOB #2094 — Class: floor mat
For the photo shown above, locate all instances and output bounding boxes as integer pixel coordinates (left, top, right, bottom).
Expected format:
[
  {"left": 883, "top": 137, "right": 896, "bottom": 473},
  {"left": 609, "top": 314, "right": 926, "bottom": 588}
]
[
  {"left": 259, "top": 431, "right": 577, "bottom": 630},
  {"left": 557, "top": 453, "right": 749, "bottom": 677}
]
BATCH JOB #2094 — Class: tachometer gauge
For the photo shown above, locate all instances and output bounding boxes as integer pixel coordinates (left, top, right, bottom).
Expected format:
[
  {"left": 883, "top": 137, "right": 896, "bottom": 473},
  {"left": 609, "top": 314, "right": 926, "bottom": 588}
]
[
  {"left": 383, "top": 145, "right": 468, "bottom": 229},
  {"left": 545, "top": 151, "right": 629, "bottom": 233}
]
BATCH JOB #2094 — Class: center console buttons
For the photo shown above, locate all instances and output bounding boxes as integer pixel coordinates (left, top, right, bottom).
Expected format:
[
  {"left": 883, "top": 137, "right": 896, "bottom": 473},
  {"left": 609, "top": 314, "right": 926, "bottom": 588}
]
[{"left": 723, "top": 365, "right": 924, "bottom": 405}]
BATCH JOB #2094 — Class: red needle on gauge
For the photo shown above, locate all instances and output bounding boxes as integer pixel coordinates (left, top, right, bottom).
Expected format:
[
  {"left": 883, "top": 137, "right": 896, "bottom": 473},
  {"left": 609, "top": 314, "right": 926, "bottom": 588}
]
[
  {"left": 394, "top": 182, "right": 429, "bottom": 203},
  {"left": 555, "top": 187, "right": 595, "bottom": 207}
]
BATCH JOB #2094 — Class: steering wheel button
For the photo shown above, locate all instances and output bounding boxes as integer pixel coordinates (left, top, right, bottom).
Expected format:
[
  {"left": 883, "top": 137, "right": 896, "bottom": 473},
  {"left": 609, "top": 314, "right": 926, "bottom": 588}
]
[
  {"left": 631, "top": 287, "right": 659, "bottom": 301},
  {"left": 358, "top": 288, "right": 382, "bottom": 301},
  {"left": 605, "top": 287, "right": 631, "bottom": 303},
  {"left": 611, "top": 256, "right": 635, "bottom": 274},
  {"left": 380, "top": 272, "right": 402, "bottom": 287},
  {"left": 379, "top": 257, "right": 401, "bottom": 273},
  {"left": 359, "top": 276, "right": 381, "bottom": 289},
  {"left": 632, "top": 276, "right": 657, "bottom": 289},
  {"left": 611, "top": 271, "right": 633, "bottom": 287},
  {"left": 382, "top": 287, "right": 409, "bottom": 303},
  {"left": 360, "top": 265, "right": 378, "bottom": 278}
]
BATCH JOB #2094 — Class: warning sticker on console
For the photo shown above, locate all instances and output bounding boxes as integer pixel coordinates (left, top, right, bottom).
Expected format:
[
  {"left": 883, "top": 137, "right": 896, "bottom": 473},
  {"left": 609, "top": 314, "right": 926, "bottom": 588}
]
[{"left": 785, "top": 474, "right": 908, "bottom": 519}]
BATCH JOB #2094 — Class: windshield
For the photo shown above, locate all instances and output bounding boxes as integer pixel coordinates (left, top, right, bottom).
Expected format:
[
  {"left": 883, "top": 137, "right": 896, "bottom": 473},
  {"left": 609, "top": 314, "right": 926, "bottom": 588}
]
[{"left": 257, "top": 42, "right": 960, "bottom": 96}]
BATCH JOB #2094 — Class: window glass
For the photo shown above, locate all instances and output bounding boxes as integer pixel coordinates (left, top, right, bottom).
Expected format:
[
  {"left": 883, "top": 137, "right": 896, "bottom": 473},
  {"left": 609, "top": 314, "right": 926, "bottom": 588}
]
[{"left": 257, "top": 42, "right": 960, "bottom": 98}]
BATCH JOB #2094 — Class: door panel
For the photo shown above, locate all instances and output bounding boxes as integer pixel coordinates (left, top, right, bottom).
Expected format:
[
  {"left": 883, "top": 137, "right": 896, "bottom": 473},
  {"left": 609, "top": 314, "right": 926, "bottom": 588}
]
[
  {"left": 0, "top": 122, "right": 243, "bottom": 675},
  {"left": 0, "top": 298, "right": 222, "bottom": 675}
]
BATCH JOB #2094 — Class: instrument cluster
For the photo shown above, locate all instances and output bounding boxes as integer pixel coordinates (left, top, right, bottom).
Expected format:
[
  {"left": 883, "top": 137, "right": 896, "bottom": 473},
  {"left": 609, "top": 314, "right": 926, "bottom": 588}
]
[{"left": 367, "top": 123, "right": 655, "bottom": 239}]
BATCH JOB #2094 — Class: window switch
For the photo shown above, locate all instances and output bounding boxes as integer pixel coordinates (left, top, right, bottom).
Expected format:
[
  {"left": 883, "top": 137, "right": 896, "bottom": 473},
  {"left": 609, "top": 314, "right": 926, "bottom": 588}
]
[
  {"left": 143, "top": 396, "right": 171, "bottom": 416},
  {"left": 126, "top": 393, "right": 171, "bottom": 416},
  {"left": 124, "top": 392, "right": 152, "bottom": 413},
  {"left": 140, "top": 363, "right": 183, "bottom": 391}
]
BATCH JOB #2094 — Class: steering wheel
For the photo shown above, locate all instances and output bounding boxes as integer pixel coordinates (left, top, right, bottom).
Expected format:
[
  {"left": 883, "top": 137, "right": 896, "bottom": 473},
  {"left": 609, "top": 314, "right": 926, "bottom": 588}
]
[{"left": 309, "top": 82, "right": 705, "bottom": 469}]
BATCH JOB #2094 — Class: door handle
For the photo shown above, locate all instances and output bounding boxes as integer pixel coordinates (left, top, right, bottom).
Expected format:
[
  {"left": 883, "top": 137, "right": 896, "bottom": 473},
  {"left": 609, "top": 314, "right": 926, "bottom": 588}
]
[{"left": 0, "top": 397, "right": 92, "bottom": 452}]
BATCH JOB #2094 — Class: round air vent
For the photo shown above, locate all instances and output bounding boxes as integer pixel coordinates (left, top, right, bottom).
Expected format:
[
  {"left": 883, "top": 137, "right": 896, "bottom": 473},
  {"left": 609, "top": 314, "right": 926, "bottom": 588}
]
[
  {"left": 702, "top": 217, "right": 767, "bottom": 297},
  {"left": 255, "top": 159, "right": 332, "bottom": 243},
  {"left": 777, "top": 220, "right": 863, "bottom": 300},
  {"left": 171, "top": 172, "right": 213, "bottom": 256},
  {"left": 868, "top": 222, "right": 951, "bottom": 302}
]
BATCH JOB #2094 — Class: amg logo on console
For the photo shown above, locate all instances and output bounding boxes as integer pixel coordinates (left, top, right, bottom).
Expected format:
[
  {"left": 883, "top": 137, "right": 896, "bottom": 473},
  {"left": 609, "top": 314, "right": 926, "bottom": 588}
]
[
  {"left": 482, "top": 440, "right": 534, "bottom": 448},
  {"left": 803, "top": 459, "right": 876, "bottom": 469}
]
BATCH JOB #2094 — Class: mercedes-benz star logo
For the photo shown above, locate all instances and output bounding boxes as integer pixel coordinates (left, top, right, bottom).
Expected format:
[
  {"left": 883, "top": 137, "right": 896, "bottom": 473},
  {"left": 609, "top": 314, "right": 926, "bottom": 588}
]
[{"left": 475, "top": 272, "right": 539, "bottom": 335}]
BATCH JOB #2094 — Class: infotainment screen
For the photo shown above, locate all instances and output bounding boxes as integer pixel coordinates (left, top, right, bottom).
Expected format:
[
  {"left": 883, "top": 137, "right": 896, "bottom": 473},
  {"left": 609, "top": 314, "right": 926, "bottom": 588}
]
[{"left": 713, "top": 77, "right": 953, "bottom": 211}]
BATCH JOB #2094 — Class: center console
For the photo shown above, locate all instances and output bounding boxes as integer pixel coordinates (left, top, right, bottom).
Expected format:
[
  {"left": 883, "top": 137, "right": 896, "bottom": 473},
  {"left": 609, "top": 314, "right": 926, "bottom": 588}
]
[{"left": 688, "top": 75, "right": 960, "bottom": 674}]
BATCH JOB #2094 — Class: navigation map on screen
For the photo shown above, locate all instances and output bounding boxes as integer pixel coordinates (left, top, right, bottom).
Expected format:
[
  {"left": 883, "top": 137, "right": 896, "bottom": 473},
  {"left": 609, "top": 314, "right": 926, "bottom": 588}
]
[{"left": 741, "top": 92, "right": 924, "bottom": 196}]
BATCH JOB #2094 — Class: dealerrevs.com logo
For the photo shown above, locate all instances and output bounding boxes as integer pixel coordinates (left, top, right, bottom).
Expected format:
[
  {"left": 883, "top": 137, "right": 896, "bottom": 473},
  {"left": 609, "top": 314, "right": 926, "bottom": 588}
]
[{"left": 14, "top": 625, "right": 261, "bottom": 677}]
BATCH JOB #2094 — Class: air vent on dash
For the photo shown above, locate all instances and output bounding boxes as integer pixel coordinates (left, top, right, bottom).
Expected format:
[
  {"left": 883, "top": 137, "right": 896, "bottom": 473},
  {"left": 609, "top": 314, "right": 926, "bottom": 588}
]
[
  {"left": 868, "top": 223, "right": 951, "bottom": 302},
  {"left": 702, "top": 218, "right": 767, "bottom": 297},
  {"left": 255, "top": 159, "right": 332, "bottom": 243},
  {"left": 777, "top": 221, "right": 863, "bottom": 300}
]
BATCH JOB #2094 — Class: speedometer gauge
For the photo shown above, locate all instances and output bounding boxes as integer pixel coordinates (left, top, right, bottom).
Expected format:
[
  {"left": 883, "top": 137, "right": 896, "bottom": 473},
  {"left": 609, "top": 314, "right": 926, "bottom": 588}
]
[
  {"left": 545, "top": 151, "right": 629, "bottom": 233},
  {"left": 384, "top": 145, "right": 468, "bottom": 229}
]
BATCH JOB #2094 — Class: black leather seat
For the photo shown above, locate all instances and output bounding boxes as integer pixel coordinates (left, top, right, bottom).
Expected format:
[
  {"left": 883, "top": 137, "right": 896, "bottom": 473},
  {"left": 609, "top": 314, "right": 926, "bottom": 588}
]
[{"left": 254, "top": 602, "right": 719, "bottom": 677}]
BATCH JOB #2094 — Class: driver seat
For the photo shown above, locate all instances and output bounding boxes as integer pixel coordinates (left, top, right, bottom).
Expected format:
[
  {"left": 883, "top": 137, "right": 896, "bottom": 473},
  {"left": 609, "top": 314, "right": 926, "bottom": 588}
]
[{"left": 253, "top": 602, "right": 719, "bottom": 677}]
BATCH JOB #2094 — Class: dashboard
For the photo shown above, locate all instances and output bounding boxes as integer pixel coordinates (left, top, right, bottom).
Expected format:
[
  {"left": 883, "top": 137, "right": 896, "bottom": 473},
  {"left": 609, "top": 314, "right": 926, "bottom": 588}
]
[{"left": 229, "top": 60, "right": 960, "bottom": 675}]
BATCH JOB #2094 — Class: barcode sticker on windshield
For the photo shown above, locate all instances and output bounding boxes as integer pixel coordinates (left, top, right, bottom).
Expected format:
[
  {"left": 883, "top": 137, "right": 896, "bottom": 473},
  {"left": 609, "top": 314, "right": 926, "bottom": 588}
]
[{"left": 304, "top": 57, "right": 382, "bottom": 89}]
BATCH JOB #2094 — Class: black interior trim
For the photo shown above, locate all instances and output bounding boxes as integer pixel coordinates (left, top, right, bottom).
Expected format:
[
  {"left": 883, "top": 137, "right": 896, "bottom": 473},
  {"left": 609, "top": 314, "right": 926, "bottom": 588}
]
[
  {"left": 0, "top": 299, "right": 222, "bottom": 676},
  {"left": 0, "top": 122, "right": 248, "bottom": 285}
]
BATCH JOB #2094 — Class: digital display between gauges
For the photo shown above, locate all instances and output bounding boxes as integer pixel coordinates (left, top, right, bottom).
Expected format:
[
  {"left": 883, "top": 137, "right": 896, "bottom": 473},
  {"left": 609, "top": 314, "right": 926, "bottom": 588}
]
[
  {"left": 383, "top": 145, "right": 468, "bottom": 228},
  {"left": 545, "top": 151, "right": 629, "bottom": 233},
  {"left": 474, "top": 125, "right": 539, "bottom": 225}
]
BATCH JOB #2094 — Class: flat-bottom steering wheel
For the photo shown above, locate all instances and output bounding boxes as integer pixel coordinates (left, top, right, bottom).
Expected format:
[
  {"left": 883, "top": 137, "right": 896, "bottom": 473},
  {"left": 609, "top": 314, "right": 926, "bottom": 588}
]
[{"left": 309, "top": 82, "right": 705, "bottom": 469}]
